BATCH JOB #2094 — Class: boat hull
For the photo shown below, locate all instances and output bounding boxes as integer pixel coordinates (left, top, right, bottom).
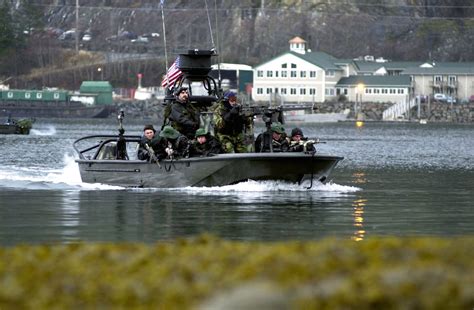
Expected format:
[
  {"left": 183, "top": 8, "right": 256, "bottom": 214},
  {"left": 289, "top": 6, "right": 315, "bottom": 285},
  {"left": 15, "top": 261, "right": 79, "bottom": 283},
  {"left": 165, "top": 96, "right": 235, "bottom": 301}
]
[{"left": 76, "top": 153, "right": 343, "bottom": 188}]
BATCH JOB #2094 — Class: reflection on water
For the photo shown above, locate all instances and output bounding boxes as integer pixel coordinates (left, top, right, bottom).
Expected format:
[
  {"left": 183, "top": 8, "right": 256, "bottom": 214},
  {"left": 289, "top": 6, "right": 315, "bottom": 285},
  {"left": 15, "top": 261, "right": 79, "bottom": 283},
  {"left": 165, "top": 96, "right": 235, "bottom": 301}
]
[{"left": 352, "top": 198, "right": 367, "bottom": 241}]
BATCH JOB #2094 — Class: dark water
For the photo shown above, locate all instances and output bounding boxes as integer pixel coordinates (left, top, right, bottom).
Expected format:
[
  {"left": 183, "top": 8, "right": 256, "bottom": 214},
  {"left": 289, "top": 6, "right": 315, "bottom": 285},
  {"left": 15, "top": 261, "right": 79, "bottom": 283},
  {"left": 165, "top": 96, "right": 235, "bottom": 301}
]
[{"left": 0, "top": 119, "right": 473, "bottom": 245}]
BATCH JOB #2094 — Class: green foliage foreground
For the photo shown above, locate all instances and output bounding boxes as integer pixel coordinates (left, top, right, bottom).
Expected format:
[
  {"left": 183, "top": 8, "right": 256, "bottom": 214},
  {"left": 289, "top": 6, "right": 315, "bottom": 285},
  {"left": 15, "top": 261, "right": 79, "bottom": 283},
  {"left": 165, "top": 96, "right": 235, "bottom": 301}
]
[{"left": 1, "top": 235, "right": 473, "bottom": 309}]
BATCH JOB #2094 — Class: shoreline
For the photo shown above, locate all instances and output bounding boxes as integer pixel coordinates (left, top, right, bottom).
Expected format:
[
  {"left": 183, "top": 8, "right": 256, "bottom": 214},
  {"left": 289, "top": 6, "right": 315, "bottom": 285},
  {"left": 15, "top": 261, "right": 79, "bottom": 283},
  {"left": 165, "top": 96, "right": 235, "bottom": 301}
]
[{"left": 115, "top": 100, "right": 474, "bottom": 123}]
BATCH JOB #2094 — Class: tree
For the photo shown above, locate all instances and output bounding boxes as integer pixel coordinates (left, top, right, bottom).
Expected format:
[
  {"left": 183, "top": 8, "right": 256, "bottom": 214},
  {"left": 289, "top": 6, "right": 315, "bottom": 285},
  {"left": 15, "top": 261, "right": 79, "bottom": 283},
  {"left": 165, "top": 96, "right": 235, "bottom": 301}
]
[{"left": 0, "top": 0, "right": 15, "bottom": 56}]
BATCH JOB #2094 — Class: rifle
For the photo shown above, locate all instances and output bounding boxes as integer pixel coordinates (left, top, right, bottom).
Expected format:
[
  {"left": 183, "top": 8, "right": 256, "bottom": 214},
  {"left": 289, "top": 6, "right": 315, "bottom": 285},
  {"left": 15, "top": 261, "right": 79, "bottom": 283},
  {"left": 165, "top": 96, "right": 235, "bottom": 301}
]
[{"left": 144, "top": 143, "right": 161, "bottom": 167}]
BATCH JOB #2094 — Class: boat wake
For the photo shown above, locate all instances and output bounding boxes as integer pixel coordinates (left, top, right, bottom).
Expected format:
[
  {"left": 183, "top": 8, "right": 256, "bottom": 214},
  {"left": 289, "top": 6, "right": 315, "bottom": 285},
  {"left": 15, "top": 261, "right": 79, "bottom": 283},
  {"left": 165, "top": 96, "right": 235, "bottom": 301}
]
[
  {"left": 30, "top": 125, "right": 57, "bottom": 136},
  {"left": 172, "top": 179, "right": 360, "bottom": 194},
  {"left": 0, "top": 155, "right": 121, "bottom": 191}
]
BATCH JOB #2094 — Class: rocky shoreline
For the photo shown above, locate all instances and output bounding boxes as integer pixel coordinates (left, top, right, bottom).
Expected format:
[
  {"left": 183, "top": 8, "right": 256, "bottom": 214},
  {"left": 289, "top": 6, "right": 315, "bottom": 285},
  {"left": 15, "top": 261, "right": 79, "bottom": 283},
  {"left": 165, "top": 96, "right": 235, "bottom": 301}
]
[{"left": 114, "top": 99, "right": 474, "bottom": 123}]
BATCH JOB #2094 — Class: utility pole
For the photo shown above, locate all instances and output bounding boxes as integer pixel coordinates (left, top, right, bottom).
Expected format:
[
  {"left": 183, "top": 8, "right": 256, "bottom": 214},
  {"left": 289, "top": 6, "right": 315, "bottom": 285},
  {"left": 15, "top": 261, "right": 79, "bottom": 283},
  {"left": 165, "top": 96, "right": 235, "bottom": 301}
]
[{"left": 75, "top": 0, "right": 79, "bottom": 52}]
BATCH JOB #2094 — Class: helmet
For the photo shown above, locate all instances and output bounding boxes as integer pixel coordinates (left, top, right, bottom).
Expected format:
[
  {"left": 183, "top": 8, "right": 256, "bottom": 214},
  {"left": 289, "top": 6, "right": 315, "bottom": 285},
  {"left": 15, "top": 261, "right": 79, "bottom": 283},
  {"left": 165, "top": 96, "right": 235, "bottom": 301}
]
[
  {"left": 223, "top": 90, "right": 236, "bottom": 100},
  {"left": 270, "top": 122, "right": 285, "bottom": 134},
  {"left": 291, "top": 127, "right": 303, "bottom": 137},
  {"left": 195, "top": 128, "right": 208, "bottom": 137},
  {"left": 159, "top": 126, "right": 180, "bottom": 139}
]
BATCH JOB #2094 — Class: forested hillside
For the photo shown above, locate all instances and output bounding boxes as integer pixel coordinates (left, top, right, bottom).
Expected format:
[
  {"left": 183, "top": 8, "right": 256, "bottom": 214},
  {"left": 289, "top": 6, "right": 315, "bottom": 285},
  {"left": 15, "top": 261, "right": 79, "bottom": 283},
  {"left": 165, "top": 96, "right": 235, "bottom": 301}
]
[{"left": 1, "top": 0, "right": 473, "bottom": 89}]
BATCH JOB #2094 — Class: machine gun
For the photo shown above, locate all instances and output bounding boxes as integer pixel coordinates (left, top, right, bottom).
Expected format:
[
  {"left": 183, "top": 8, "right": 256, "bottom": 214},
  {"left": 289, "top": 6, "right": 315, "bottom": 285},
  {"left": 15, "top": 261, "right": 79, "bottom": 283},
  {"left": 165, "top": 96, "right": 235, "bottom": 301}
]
[
  {"left": 116, "top": 109, "right": 128, "bottom": 160},
  {"left": 240, "top": 106, "right": 285, "bottom": 152}
]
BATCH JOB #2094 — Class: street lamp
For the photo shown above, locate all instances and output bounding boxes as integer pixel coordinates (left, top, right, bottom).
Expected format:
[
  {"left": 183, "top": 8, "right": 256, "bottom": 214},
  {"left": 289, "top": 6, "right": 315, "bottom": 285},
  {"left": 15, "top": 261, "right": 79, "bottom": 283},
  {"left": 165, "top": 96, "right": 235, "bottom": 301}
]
[
  {"left": 97, "top": 67, "right": 103, "bottom": 81},
  {"left": 356, "top": 83, "right": 365, "bottom": 119}
]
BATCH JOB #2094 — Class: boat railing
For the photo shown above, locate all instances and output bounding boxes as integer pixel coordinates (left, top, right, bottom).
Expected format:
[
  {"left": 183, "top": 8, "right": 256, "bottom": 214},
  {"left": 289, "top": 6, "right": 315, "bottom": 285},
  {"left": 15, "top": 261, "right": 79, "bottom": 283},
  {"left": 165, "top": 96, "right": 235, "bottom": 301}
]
[{"left": 73, "top": 134, "right": 141, "bottom": 160}]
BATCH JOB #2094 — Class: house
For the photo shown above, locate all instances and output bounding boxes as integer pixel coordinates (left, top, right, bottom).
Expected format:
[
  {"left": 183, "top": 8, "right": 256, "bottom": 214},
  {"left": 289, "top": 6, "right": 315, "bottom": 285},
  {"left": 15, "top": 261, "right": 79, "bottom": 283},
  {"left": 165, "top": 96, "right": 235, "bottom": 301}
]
[
  {"left": 402, "top": 62, "right": 474, "bottom": 102},
  {"left": 252, "top": 37, "right": 474, "bottom": 104},
  {"left": 252, "top": 37, "right": 353, "bottom": 103},
  {"left": 336, "top": 75, "right": 411, "bottom": 104}
]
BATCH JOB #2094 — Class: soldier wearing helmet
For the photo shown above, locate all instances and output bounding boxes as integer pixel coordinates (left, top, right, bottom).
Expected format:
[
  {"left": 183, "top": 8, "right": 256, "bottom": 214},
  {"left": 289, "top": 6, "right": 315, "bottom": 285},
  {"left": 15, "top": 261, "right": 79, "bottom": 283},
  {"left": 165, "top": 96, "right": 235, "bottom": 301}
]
[
  {"left": 189, "top": 128, "right": 223, "bottom": 157},
  {"left": 212, "top": 90, "right": 251, "bottom": 153}
]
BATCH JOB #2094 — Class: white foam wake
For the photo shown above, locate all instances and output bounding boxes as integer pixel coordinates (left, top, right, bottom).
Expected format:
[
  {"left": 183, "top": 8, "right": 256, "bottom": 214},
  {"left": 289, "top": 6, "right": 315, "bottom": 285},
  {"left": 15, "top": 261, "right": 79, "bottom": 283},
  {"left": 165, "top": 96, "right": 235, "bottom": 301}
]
[
  {"left": 0, "top": 154, "right": 122, "bottom": 190},
  {"left": 30, "top": 125, "right": 57, "bottom": 136}
]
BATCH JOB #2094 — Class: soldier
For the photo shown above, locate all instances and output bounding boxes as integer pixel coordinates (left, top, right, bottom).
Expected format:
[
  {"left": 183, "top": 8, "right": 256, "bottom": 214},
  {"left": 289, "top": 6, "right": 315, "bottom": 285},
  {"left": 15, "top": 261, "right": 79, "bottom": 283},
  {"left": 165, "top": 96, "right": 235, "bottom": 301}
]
[
  {"left": 155, "top": 125, "right": 190, "bottom": 159},
  {"left": 189, "top": 128, "right": 223, "bottom": 157},
  {"left": 254, "top": 122, "right": 289, "bottom": 152},
  {"left": 137, "top": 124, "right": 163, "bottom": 161},
  {"left": 213, "top": 91, "right": 250, "bottom": 153},
  {"left": 288, "top": 127, "right": 316, "bottom": 153},
  {"left": 169, "top": 87, "right": 200, "bottom": 139}
]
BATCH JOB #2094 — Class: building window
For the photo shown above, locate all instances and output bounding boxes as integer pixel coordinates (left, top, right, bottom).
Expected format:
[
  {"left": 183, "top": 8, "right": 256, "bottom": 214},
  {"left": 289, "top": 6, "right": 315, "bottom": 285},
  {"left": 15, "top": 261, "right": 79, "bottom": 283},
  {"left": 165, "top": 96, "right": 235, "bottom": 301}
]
[
  {"left": 281, "top": 71, "right": 287, "bottom": 77},
  {"left": 300, "top": 88, "right": 306, "bottom": 95},
  {"left": 326, "top": 70, "right": 335, "bottom": 77},
  {"left": 310, "top": 71, "right": 317, "bottom": 78},
  {"left": 366, "top": 88, "right": 372, "bottom": 94},
  {"left": 25, "top": 92, "right": 31, "bottom": 99},
  {"left": 382, "top": 89, "right": 388, "bottom": 94},
  {"left": 36, "top": 93, "right": 42, "bottom": 99},
  {"left": 257, "top": 70, "right": 263, "bottom": 77},
  {"left": 266, "top": 70, "right": 273, "bottom": 78},
  {"left": 343, "top": 88, "right": 348, "bottom": 95},
  {"left": 281, "top": 88, "right": 287, "bottom": 95},
  {"left": 434, "top": 75, "right": 442, "bottom": 85},
  {"left": 300, "top": 71, "right": 306, "bottom": 78},
  {"left": 291, "top": 63, "right": 297, "bottom": 69},
  {"left": 374, "top": 89, "right": 380, "bottom": 94},
  {"left": 325, "top": 88, "right": 335, "bottom": 96},
  {"left": 397, "top": 89, "right": 404, "bottom": 94},
  {"left": 290, "top": 88, "right": 296, "bottom": 95},
  {"left": 274, "top": 88, "right": 278, "bottom": 93},
  {"left": 448, "top": 75, "right": 456, "bottom": 85},
  {"left": 7, "top": 92, "right": 13, "bottom": 98},
  {"left": 282, "top": 63, "right": 287, "bottom": 68},
  {"left": 266, "top": 88, "right": 272, "bottom": 94},
  {"left": 290, "top": 71, "right": 297, "bottom": 78},
  {"left": 275, "top": 71, "right": 279, "bottom": 78},
  {"left": 257, "top": 88, "right": 263, "bottom": 94},
  {"left": 54, "top": 93, "right": 60, "bottom": 99},
  {"left": 390, "top": 89, "right": 396, "bottom": 94},
  {"left": 309, "top": 88, "right": 316, "bottom": 95}
]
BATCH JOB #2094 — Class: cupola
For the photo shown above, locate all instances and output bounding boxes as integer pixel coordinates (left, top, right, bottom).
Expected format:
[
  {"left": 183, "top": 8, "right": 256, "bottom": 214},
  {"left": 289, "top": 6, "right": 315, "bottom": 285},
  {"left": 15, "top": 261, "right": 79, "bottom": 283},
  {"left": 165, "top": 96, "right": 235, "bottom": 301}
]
[{"left": 289, "top": 36, "right": 307, "bottom": 54}]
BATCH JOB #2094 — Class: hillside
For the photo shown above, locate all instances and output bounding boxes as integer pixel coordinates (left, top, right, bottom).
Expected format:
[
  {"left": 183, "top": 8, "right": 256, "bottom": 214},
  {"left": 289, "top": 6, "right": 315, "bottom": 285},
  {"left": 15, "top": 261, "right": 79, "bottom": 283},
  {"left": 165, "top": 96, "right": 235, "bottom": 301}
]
[{"left": 1, "top": 0, "right": 473, "bottom": 89}]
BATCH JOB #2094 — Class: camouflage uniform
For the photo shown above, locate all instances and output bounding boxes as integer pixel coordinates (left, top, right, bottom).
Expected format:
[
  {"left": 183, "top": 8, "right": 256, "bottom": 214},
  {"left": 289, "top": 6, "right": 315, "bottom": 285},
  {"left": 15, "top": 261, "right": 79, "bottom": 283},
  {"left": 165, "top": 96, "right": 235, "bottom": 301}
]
[
  {"left": 213, "top": 100, "right": 250, "bottom": 153},
  {"left": 155, "top": 126, "right": 190, "bottom": 159},
  {"left": 254, "top": 122, "right": 289, "bottom": 152},
  {"left": 189, "top": 128, "right": 223, "bottom": 157}
]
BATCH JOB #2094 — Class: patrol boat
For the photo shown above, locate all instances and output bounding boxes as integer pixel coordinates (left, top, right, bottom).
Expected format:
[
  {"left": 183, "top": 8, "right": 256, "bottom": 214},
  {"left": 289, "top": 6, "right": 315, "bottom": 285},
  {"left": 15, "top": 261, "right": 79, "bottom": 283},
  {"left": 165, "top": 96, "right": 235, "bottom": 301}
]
[
  {"left": 0, "top": 115, "right": 34, "bottom": 135},
  {"left": 73, "top": 50, "right": 343, "bottom": 188}
]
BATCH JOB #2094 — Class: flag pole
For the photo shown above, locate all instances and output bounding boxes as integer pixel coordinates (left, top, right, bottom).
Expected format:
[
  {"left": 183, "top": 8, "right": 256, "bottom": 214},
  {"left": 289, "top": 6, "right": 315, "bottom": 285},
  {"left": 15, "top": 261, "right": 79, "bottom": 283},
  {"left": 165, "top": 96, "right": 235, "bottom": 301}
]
[{"left": 160, "top": 0, "right": 170, "bottom": 89}]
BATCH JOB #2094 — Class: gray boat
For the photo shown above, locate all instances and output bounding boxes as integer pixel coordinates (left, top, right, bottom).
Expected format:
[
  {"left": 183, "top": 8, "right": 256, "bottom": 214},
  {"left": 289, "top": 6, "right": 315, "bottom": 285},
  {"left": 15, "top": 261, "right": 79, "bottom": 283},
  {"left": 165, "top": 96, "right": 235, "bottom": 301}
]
[
  {"left": 73, "top": 50, "right": 343, "bottom": 188},
  {"left": 73, "top": 134, "right": 342, "bottom": 188}
]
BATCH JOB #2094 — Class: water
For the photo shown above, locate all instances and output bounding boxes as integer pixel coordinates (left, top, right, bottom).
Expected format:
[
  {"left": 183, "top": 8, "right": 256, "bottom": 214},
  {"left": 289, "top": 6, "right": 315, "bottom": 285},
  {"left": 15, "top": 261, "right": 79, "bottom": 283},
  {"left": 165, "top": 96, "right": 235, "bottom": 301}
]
[{"left": 0, "top": 119, "right": 473, "bottom": 245}]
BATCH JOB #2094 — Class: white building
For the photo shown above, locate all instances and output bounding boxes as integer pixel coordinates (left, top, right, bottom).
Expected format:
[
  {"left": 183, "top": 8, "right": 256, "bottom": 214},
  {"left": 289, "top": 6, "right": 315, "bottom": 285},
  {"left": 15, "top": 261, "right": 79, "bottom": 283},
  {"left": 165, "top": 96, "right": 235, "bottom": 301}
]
[{"left": 252, "top": 36, "right": 353, "bottom": 103}]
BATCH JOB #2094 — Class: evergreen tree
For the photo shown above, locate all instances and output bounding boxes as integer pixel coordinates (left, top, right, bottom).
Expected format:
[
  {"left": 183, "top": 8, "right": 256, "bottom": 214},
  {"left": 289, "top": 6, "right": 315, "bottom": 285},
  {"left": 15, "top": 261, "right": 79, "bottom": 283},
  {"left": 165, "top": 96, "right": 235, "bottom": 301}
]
[{"left": 0, "top": 0, "right": 15, "bottom": 56}]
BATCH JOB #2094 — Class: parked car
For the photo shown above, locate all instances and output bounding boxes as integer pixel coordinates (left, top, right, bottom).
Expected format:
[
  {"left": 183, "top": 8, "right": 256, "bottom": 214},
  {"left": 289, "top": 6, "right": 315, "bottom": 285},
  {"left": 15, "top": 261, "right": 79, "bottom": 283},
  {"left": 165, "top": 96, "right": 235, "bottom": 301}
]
[
  {"left": 433, "top": 93, "right": 447, "bottom": 101},
  {"left": 446, "top": 96, "right": 456, "bottom": 104}
]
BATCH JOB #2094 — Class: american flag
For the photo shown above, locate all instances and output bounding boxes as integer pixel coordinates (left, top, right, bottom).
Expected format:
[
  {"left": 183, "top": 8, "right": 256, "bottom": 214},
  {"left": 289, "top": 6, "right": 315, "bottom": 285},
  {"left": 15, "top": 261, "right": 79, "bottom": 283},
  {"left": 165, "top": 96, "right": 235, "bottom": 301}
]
[{"left": 161, "top": 57, "right": 183, "bottom": 88}]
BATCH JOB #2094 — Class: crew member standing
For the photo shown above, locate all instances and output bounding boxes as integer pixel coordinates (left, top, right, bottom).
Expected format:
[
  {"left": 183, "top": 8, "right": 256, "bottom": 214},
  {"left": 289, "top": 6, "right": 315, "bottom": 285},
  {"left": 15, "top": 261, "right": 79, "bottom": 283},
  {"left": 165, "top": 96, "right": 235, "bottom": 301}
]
[
  {"left": 169, "top": 87, "right": 200, "bottom": 139},
  {"left": 213, "top": 91, "right": 250, "bottom": 153}
]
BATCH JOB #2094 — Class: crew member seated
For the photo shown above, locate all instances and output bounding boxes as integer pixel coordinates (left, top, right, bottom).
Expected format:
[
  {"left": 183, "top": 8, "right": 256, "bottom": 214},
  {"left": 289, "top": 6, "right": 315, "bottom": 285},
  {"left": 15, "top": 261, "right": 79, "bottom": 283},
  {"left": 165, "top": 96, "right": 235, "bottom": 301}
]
[
  {"left": 137, "top": 124, "right": 163, "bottom": 161},
  {"left": 254, "top": 122, "right": 289, "bottom": 152},
  {"left": 155, "top": 125, "right": 190, "bottom": 159},
  {"left": 189, "top": 128, "right": 223, "bottom": 157},
  {"left": 288, "top": 127, "right": 316, "bottom": 153}
]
